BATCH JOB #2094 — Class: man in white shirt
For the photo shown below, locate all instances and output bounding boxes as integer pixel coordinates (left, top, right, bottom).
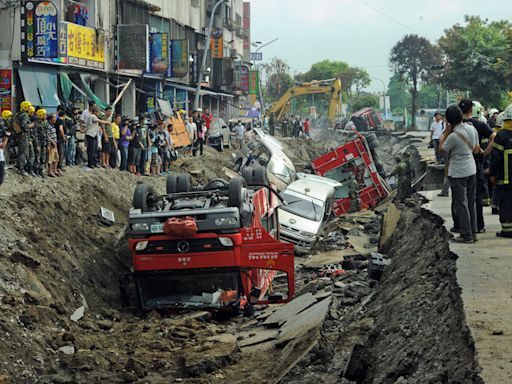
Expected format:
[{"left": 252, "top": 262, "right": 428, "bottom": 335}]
[
  {"left": 231, "top": 121, "right": 245, "bottom": 149},
  {"left": 430, "top": 112, "right": 445, "bottom": 163}
]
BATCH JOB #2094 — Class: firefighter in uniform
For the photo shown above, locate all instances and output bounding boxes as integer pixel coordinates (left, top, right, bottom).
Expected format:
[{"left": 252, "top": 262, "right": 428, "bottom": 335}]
[
  {"left": 34, "top": 108, "right": 48, "bottom": 177},
  {"left": 15, "top": 101, "right": 35, "bottom": 176},
  {"left": 489, "top": 104, "right": 512, "bottom": 238},
  {"left": 1, "top": 110, "right": 13, "bottom": 165},
  {"left": 348, "top": 178, "right": 360, "bottom": 213},
  {"left": 490, "top": 112, "right": 505, "bottom": 215},
  {"left": 391, "top": 154, "right": 413, "bottom": 203}
]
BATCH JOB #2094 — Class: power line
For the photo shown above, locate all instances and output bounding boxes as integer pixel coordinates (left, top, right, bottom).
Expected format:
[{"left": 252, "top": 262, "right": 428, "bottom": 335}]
[{"left": 358, "top": 0, "right": 418, "bottom": 33}]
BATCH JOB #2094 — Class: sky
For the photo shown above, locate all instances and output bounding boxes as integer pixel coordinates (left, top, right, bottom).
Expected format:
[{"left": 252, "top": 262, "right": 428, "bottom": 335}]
[{"left": 250, "top": 0, "right": 512, "bottom": 92}]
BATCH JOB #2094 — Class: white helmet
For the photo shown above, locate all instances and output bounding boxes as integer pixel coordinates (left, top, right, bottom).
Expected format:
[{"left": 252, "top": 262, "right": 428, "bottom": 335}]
[
  {"left": 495, "top": 112, "right": 505, "bottom": 128},
  {"left": 502, "top": 104, "right": 512, "bottom": 121},
  {"left": 472, "top": 101, "right": 483, "bottom": 118},
  {"left": 489, "top": 108, "right": 499, "bottom": 116}
]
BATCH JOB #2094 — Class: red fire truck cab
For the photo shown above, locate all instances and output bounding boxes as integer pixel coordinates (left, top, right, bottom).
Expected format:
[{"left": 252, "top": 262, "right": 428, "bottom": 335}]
[
  {"left": 121, "top": 171, "right": 294, "bottom": 314},
  {"left": 311, "top": 129, "right": 390, "bottom": 216}
]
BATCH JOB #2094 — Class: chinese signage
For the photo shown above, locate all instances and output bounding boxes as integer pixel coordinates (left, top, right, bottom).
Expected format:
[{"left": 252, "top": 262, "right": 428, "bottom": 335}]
[
  {"left": 243, "top": 2, "right": 251, "bottom": 60},
  {"left": 171, "top": 40, "right": 189, "bottom": 79},
  {"left": 59, "top": 21, "right": 105, "bottom": 69},
  {"left": 0, "top": 70, "right": 12, "bottom": 112},
  {"left": 22, "top": 1, "right": 59, "bottom": 60},
  {"left": 210, "top": 28, "right": 223, "bottom": 59},
  {"left": 117, "top": 25, "right": 149, "bottom": 71},
  {"left": 248, "top": 70, "right": 259, "bottom": 94},
  {"left": 148, "top": 33, "right": 169, "bottom": 75},
  {"left": 240, "top": 65, "right": 249, "bottom": 92}
]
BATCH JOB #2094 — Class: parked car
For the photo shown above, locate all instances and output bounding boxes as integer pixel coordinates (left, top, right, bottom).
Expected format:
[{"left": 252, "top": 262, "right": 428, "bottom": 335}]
[
  {"left": 208, "top": 117, "right": 231, "bottom": 151},
  {"left": 232, "top": 135, "right": 296, "bottom": 192},
  {"left": 278, "top": 174, "right": 342, "bottom": 254}
]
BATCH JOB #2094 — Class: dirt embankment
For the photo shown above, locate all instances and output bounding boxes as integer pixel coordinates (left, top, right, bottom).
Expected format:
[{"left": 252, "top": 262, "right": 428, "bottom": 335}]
[{"left": 282, "top": 204, "right": 483, "bottom": 384}]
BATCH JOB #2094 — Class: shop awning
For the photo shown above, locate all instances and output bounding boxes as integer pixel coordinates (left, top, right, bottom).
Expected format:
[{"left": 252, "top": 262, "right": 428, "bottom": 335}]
[
  {"left": 18, "top": 65, "right": 60, "bottom": 110},
  {"left": 157, "top": 98, "right": 173, "bottom": 117},
  {"left": 80, "top": 74, "right": 109, "bottom": 110}
]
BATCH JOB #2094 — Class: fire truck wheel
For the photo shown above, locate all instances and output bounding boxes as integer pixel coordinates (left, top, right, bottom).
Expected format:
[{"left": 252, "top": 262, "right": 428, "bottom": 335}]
[
  {"left": 241, "top": 166, "right": 254, "bottom": 183},
  {"left": 252, "top": 165, "right": 268, "bottom": 184},
  {"left": 177, "top": 173, "right": 192, "bottom": 192},
  {"left": 133, "top": 183, "right": 156, "bottom": 212},
  {"left": 228, "top": 176, "right": 247, "bottom": 208},
  {"left": 363, "top": 132, "right": 379, "bottom": 149},
  {"left": 166, "top": 174, "right": 179, "bottom": 194}
]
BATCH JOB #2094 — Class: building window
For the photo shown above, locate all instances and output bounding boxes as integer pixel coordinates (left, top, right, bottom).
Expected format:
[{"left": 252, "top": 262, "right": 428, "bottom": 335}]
[{"left": 64, "top": 0, "right": 95, "bottom": 28}]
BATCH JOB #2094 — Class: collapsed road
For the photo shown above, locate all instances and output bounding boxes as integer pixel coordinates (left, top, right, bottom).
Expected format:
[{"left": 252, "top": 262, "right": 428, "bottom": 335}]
[{"left": 0, "top": 132, "right": 484, "bottom": 384}]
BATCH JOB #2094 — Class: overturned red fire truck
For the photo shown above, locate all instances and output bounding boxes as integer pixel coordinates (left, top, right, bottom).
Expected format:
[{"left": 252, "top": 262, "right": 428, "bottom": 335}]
[
  {"left": 311, "top": 129, "right": 390, "bottom": 216},
  {"left": 120, "top": 169, "right": 294, "bottom": 315}
]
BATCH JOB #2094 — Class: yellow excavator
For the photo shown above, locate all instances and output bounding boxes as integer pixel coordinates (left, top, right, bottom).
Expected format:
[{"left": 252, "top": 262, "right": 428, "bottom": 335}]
[{"left": 267, "top": 78, "right": 342, "bottom": 125}]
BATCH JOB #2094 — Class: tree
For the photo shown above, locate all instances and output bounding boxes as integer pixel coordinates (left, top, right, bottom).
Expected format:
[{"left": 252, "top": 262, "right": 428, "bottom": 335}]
[
  {"left": 303, "top": 60, "right": 349, "bottom": 82},
  {"left": 387, "top": 74, "right": 411, "bottom": 113},
  {"left": 351, "top": 93, "right": 379, "bottom": 111},
  {"left": 439, "top": 16, "right": 510, "bottom": 108},
  {"left": 262, "top": 57, "right": 293, "bottom": 102},
  {"left": 390, "top": 34, "right": 440, "bottom": 129}
]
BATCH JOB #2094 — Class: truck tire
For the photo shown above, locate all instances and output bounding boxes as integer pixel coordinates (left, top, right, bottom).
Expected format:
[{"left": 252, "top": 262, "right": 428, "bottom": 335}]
[
  {"left": 228, "top": 176, "right": 247, "bottom": 209},
  {"left": 252, "top": 165, "right": 267, "bottom": 184},
  {"left": 242, "top": 165, "right": 268, "bottom": 185},
  {"left": 177, "top": 173, "right": 192, "bottom": 192},
  {"left": 363, "top": 132, "right": 379, "bottom": 150},
  {"left": 166, "top": 174, "right": 178, "bottom": 194},
  {"left": 133, "top": 184, "right": 156, "bottom": 212}
]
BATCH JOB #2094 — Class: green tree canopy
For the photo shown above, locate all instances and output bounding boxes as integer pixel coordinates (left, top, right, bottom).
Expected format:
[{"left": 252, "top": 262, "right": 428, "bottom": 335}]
[
  {"left": 390, "top": 34, "right": 440, "bottom": 128},
  {"left": 439, "top": 16, "right": 510, "bottom": 107},
  {"left": 351, "top": 93, "right": 379, "bottom": 111}
]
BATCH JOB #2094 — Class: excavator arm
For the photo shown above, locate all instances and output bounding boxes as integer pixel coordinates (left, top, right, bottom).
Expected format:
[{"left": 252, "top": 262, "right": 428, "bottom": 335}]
[{"left": 268, "top": 78, "right": 342, "bottom": 125}]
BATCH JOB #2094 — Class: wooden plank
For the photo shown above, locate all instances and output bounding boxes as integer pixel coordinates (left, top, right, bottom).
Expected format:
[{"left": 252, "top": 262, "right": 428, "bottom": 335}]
[
  {"left": 302, "top": 249, "right": 359, "bottom": 268},
  {"left": 238, "top": 329, "right": 279, "bottom": 348},
  {"left": 378, "top": 204, "right": 401, "bottom": 253}
]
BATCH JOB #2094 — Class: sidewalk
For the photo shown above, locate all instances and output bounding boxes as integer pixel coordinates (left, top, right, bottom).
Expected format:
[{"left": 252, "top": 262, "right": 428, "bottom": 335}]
[{"left": 422, "top": 190, "right": 512, "bottom": 384}]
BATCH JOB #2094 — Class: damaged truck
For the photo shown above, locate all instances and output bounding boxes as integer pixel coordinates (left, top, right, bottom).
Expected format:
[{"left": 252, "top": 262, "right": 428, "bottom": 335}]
[{"left": 120, "top": 169, "right": 295, "bottom": 315}]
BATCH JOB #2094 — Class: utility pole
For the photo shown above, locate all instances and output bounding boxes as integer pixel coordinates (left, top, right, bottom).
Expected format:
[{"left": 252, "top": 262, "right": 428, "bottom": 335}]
[
  {"left": 252, "top": 38, "right": 278, "bottom": 117},
  {"left": 193, "top": 0, "right": 226, "bottom": 111},
  {"left": 371, "top": 76, "right": 387, "bottom": 119}
]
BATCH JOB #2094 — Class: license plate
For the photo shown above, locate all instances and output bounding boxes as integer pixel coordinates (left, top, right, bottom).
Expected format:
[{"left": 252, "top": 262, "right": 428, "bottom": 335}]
[{"left": 150, "top": 223, "right": 164, "bottom": 233}]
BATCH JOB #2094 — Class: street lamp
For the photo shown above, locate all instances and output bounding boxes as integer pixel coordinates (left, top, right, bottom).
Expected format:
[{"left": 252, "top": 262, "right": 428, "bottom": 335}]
[
  {"left": 371, "top": 76, "right": 388, "bottom": 119},
  {"left": 252, "top": 38, "right": 279, "bottom": 116},
  {"left": 193, "top": 0, "right": 227, "bottom": 111}
]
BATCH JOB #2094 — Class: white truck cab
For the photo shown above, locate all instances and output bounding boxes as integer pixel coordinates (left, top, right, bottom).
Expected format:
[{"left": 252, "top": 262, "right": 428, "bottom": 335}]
[{"left": 278, "top": 174, "right": 342, "bottom": 254}]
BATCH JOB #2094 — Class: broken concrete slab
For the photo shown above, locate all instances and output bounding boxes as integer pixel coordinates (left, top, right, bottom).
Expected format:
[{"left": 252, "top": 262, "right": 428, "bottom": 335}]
[
  {"left": 276, "top": 296, "right": 332, "bottom": 346},
  {"left": 378, "top": 204, "right": 401, "bottom": 254},
  {"left": 238, "top": 329, "right": 279, "bottom": 348},
  {"left": 347, "top": 235, "right": 372, "bottom": 255},
  {"left": 58, "top": 345, "right": 75, "bottom": 355},
  {"left": 263, "top": 293, "right": 316, "bottom": 328},
  {"left": 70, "top": 306, "right": 85, "bottom": 322},
  {"left": 313, "top": 290, "right": 332, "bottom": 301},
  {"left": 303, "top": 249, "right": 360, "bottom": 268}
]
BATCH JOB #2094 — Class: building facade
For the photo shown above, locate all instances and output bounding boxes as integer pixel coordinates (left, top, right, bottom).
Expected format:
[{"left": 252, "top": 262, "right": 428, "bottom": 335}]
[{"left": 0, "top": 0, "right": 252, "bottom": 119}]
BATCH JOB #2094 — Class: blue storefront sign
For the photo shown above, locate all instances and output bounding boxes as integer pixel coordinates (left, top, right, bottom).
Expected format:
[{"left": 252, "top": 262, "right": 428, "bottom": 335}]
[
  {"left": 22, "top": 1, "right": 59, "bottom": 60},
  {"left": 148, "top": 33, "right": 169, "bottom": 75}
]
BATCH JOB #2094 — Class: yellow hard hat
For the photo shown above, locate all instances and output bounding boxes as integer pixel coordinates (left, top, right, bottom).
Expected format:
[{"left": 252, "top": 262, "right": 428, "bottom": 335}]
[
  {"left": 28, "top": 106, "right": 35, "bottom": 114},
  {"left": 36, "top": 109, "right": 47, "bottom": 119},
  {"left": 1, "top": 110, "right": 12, "bottom": 120},
  {"left": 20, "top": 101, "right": 32, "bottom": 112}
]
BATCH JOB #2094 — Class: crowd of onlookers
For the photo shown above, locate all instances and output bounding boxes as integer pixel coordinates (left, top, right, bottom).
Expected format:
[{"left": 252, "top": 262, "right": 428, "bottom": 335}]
[
  {"left": 431, "top": 100, "right": 512, "bottom": 241},
  {"left": 0, "top": 100, "right": 224, "bottom": 185}
]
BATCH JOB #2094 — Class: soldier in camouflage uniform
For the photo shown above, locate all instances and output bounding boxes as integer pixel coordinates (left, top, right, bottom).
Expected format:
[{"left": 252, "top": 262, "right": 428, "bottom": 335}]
[
  {"left": 348, "top": 178, "right": 360, "bottom": 213},
  {"left": 34, "top": 109, "right": 49, "bottom": 177},
  {"left": 391, "top": 154, "right": 413, "bottom": 202},
  {"left": 1, "top": 110, "right": 13, "bottom": 165},
  {"left": 27, "top": 106, "right": 37, "bottom": 176},
  {"left": 15, "top": 101, "right": 35, "bottom": 176}
]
